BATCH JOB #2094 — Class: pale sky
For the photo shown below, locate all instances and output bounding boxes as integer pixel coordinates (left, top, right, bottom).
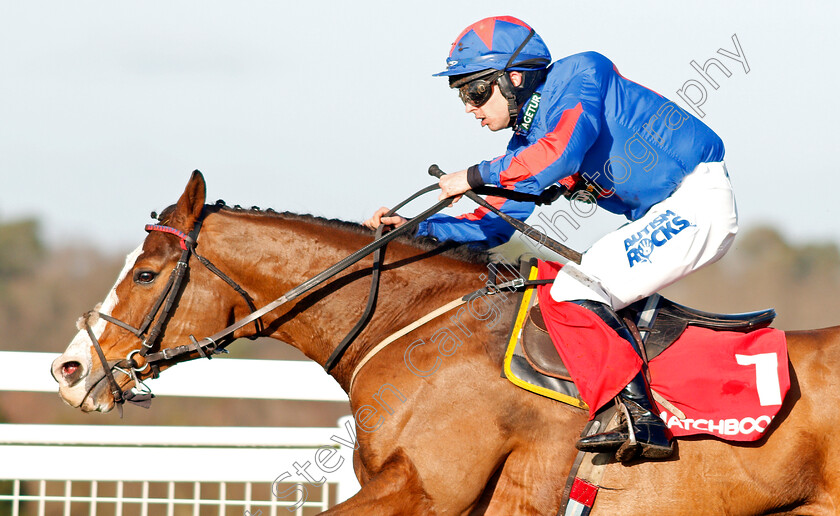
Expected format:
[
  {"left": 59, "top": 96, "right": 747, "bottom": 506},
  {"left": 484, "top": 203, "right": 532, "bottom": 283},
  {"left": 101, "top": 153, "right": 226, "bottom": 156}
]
[{"left": 1, "top": 1, "right": 838, "bottom": 253}]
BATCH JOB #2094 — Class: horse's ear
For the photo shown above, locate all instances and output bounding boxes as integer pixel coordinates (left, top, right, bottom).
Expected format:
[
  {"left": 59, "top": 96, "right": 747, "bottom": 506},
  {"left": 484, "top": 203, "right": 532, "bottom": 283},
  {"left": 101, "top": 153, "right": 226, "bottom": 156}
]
[{"left": 171, "top": 170, "right": 206, "bottom": 230}]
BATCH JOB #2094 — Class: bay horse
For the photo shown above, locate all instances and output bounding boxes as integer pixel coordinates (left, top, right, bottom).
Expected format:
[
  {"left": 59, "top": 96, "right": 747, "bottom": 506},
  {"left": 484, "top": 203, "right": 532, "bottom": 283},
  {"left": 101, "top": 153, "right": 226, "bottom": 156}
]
[{"left": 52, "top": 171, "right": 840, "bottom": 515}]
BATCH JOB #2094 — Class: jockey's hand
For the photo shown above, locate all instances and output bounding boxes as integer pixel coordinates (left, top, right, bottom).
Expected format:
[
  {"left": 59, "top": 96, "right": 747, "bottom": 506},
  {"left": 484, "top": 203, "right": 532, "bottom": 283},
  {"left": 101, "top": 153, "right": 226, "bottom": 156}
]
[
  {"left": 363, "top": 207, "right": 408, "bottom": 231},
  {"left": 438, "top": 169, "right": 471, "bottom": 205}
]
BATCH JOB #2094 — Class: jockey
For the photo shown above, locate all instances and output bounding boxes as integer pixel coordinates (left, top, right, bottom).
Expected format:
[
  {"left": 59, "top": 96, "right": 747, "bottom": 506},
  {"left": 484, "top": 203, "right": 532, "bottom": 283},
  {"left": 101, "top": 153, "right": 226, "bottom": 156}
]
[{"left": 363, "top": 16, "right": 737, "bottom": 460}]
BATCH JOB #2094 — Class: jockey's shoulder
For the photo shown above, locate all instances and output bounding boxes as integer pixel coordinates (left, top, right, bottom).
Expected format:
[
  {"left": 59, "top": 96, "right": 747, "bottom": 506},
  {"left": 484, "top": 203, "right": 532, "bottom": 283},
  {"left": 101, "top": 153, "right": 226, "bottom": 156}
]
[{"left": 549, "top": 51, "right": 615, "bottom": 80}]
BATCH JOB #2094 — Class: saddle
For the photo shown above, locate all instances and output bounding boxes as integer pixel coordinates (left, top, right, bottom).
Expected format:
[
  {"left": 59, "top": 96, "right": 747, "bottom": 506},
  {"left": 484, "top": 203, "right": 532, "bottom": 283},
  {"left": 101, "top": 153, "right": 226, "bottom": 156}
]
[
  {"left": 520, "top": 295, "right": 777, "bottom": 382},
  {"left": 501, "top": 257, "right": 777, "bottom": 407}
]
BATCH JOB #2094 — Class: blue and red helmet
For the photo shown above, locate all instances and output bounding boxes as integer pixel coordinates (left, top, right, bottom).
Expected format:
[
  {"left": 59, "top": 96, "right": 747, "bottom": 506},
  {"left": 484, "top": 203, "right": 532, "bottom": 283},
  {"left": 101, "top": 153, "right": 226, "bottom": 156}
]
[{"left": 434, "top": 16, "right": 551, "bottom": 77}]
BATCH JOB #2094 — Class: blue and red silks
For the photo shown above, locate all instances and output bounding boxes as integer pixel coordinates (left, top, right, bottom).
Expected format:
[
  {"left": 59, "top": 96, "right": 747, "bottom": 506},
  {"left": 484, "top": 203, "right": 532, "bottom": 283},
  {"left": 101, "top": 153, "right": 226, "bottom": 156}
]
[{"left": 418, "top": 50, "right": 726, "bottom": 248}]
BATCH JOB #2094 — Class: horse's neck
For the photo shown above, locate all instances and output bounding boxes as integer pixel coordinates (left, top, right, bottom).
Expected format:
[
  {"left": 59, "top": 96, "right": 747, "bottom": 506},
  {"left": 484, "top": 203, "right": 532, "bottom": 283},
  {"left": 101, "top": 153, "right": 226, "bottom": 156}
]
[{"left": 209, "top": 211, "right": 488, "bottom": 388}]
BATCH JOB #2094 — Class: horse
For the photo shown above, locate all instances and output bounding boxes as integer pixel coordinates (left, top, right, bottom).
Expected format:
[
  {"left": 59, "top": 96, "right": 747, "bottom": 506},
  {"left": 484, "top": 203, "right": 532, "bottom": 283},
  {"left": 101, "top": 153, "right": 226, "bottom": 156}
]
[{"left": 52, "top": 171, "right": 840, "bottom": 515}]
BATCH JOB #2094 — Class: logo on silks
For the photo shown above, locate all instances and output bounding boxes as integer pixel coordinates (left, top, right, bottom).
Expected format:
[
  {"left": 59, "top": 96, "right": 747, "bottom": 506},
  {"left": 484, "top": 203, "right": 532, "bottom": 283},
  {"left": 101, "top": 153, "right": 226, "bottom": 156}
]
[
  {"left": 517, "top": 93, "right": 541, "bottom": 134},
  {"left": 625, "top": 210, "right": 692, "bottom": 267}
]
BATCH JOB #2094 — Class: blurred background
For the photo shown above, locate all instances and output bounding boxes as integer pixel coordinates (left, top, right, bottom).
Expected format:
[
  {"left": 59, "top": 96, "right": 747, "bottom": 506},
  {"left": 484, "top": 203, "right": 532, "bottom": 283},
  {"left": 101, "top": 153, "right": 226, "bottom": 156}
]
[{"left": 1, "top": 0, "right": 838, "bottom": 431}]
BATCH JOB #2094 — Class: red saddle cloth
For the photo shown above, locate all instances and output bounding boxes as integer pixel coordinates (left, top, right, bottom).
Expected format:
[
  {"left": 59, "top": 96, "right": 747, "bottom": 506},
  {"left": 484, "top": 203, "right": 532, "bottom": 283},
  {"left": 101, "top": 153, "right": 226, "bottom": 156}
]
[{"left": 536, "top": 260, "right": 789, "bottom": 442}]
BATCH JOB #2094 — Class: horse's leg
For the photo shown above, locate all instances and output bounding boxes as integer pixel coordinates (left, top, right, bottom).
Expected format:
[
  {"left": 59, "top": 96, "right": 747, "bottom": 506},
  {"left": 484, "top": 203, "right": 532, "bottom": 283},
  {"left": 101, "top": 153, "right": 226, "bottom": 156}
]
[
  {"left": 468, "top": 442, "right": 574, "bottom": 515},
  {"left": 323, "top": 447, "right": 435, "bottom": 516},
  {"left": 468, "top": 453, "right": 562, "bottom": 516}
]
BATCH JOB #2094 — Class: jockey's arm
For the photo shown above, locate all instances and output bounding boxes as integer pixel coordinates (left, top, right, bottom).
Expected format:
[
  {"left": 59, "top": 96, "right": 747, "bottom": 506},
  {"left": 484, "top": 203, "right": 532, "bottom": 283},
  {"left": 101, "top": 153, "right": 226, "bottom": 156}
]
[{"left": 415, "top": 195, "right": 535, "bottom": 249}]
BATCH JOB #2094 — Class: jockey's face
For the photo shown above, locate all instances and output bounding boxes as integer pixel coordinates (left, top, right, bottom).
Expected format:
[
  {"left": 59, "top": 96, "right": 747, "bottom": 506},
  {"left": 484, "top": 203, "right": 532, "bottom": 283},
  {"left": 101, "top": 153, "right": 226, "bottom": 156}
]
[{"left": 463, "top": 71, "right": 522, "bottom": 132}]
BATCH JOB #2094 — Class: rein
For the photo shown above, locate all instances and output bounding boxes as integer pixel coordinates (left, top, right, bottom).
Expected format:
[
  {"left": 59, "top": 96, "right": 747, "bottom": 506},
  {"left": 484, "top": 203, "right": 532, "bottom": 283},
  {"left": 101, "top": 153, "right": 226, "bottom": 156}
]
[
  {"left": 85, "top": 168, "right": 580, "bottom": 412},
  {"left": 324, "top": 184, "right": 440, "bottom": 371},
  {"left": 148, "top": 188, "right": 453, "bottom": 367},
  {"left": 85, "top": 184, "right": 452, "bottom": 411}
]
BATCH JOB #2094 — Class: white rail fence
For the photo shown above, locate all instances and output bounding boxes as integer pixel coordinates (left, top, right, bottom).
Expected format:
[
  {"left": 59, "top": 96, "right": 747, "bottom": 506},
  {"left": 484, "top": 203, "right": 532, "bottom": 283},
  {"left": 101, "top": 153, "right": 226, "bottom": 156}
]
[{"left": 0, "top": 351, "right": 360, "bottom": 516}]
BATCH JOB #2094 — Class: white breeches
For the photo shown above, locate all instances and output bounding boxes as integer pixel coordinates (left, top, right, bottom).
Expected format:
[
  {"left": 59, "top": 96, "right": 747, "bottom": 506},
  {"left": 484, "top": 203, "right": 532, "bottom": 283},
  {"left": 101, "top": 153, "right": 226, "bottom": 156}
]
[{"left": 550, "top": 161, "right": 738, "bottom": 309}]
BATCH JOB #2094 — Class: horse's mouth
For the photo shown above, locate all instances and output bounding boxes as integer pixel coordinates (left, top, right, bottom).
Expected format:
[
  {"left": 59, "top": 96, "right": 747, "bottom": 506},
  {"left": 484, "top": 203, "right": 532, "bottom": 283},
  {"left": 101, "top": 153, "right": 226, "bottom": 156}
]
[{"left": 77, "top": 366, "right": 133, "bottom": 413}]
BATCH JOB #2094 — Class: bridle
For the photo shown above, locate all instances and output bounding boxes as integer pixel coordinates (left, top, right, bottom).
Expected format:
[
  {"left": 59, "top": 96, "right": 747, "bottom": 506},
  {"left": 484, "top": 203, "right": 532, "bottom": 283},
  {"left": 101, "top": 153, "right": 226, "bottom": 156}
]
[
  {"left": 82, "top": 166, "right": 581, "bottom": 415},
  {"left": 83, "top": 189, "right": 454, "bottom": 415},
  {"left": 84, "top": 217, "right": 262, "bottom": 416}
]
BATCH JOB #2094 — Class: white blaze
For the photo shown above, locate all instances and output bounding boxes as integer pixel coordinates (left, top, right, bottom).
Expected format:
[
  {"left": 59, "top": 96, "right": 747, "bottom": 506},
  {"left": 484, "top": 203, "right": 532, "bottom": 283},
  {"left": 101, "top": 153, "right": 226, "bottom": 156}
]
[{"left": 64, "top": 245, "right": 145, "bottom": 374}]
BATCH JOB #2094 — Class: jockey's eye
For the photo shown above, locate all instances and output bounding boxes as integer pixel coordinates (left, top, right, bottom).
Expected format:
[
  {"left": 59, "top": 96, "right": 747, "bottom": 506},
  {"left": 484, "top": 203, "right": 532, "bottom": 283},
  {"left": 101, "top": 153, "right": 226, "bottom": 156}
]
[{"left": 134, "top": 270, "right": 158, "bottom": 284}]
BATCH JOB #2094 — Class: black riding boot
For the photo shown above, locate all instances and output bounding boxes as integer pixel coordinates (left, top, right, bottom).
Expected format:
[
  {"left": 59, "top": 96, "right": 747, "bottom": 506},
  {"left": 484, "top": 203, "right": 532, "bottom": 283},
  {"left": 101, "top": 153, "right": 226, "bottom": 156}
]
[{"left": 571, "top": 300, "right": 673, "bottom": 461}]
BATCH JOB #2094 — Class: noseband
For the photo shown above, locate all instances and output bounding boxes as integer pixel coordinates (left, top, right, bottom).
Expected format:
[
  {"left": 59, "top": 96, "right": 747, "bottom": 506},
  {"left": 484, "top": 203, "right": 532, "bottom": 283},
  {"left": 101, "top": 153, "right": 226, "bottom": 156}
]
[{"left": 84, "top": 218, "right": 261, "bottom": 415}]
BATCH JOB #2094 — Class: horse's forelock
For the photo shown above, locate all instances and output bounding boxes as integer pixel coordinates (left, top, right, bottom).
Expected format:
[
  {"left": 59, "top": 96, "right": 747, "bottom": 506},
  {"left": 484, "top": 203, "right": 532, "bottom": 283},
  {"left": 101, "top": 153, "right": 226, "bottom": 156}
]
[{"left": 154, "top": 204, "right": 178, "bottom": 225}]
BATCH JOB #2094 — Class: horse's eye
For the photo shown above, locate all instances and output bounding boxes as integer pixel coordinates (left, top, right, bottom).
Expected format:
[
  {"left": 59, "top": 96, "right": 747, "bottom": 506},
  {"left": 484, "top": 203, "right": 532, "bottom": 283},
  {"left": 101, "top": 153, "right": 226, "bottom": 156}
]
[{"left": 134, "top": 270, "right": 157, "bottom": 284}]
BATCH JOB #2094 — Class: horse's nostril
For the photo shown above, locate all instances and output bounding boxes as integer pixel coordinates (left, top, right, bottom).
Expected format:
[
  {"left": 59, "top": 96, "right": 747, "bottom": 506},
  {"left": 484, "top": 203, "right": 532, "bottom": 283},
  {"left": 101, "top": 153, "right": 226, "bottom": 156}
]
[{"left": 63, "top": 361, "right": 81, "bottom": 378}]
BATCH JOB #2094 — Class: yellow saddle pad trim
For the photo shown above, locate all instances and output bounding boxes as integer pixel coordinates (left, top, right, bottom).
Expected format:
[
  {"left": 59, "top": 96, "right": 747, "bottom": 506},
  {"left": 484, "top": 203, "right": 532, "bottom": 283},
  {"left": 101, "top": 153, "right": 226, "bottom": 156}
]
[{"left": 503, "top": 265, "right": 588, "bottom": 410}]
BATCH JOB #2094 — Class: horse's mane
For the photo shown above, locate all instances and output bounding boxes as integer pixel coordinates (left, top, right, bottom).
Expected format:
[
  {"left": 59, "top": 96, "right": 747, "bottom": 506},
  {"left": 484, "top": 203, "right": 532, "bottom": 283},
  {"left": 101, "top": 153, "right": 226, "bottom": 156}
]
[{"left": 154, "top": 201, "right": 491, "bottom": 264}]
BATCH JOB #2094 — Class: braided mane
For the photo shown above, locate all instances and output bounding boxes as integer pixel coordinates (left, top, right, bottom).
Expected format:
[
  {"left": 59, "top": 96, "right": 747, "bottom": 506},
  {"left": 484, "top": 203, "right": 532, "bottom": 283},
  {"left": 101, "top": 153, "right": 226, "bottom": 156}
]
[{"left": 152, "top": 201, "right": 492, "bottom": 264}]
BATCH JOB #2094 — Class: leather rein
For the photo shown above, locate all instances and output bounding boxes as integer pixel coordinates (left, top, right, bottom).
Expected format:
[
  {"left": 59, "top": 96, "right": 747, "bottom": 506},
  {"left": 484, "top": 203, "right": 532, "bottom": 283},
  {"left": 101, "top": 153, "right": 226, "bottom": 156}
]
[
  {"left": 84, "top": 184, "right": 453, "bottom": 414},
  {"left": 85, "top": 169, "right": 578, "bottom": 414}
]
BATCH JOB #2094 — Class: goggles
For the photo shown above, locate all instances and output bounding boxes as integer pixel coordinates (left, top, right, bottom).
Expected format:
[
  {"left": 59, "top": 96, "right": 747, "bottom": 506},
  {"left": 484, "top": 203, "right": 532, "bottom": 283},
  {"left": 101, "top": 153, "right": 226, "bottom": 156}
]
[
  {"left": 451, "top": 28, "right": 538, "bottom": 108},
  {"left": 456, "top": 70, "right": 504, "bottom": 107}
]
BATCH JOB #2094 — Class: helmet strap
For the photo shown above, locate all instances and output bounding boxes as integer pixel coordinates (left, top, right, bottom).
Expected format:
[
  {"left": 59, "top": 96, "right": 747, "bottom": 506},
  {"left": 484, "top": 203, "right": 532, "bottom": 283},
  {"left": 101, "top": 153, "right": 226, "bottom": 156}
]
[
  {"left": 497, "top": 28, "right": 538, "bottom": 128},
  {"left": 496, "top": 73, "right": 520, "bottom": 128}
]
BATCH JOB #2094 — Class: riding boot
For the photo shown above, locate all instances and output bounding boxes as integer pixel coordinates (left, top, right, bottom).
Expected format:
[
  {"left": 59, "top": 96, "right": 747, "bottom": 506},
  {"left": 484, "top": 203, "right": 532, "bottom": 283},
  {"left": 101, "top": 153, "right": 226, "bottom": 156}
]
[
  {"left": 570, "top": 300, "right": 673, "bottom": 461},
  {"left": 576, "top": 371, "right": 674, "bottom": 460}
]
